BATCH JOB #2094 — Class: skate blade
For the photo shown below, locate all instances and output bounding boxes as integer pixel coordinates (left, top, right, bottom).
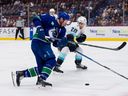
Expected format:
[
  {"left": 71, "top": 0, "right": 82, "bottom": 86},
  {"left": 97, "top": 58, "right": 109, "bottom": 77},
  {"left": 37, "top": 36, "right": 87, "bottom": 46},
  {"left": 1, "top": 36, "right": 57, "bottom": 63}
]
[{"left": 11, "top": 72, "right": 16, "bottom": 87}]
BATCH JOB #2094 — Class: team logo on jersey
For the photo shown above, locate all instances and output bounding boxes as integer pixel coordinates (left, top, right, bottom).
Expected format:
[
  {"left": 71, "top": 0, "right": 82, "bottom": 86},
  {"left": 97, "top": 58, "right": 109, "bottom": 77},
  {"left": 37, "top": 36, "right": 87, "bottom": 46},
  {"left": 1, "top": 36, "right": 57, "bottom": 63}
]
[{"left": 51, "top": 22, "right": 54, "bottom": 26}]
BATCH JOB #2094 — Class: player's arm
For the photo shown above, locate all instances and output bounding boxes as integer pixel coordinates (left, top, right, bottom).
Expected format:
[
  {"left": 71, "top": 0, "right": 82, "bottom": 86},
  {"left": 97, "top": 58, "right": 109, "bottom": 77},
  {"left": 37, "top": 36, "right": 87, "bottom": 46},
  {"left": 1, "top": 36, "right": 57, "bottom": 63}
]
[
  {"left": 52, "top": 27, "right": 67, "bottom": 48},
  {"left": 33, "top": 15, "right": 45, "bottom": 39},
  {"left": 76, "top": 16, "right": 87, "bottom": 43}
]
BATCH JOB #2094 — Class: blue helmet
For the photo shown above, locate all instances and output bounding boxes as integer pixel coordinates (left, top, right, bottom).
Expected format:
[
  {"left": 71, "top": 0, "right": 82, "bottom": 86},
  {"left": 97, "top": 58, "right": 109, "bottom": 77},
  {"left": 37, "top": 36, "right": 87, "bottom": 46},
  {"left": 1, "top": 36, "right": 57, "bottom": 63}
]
[{"left": 58, "top": 12, "right": 70, "bottom": 20}]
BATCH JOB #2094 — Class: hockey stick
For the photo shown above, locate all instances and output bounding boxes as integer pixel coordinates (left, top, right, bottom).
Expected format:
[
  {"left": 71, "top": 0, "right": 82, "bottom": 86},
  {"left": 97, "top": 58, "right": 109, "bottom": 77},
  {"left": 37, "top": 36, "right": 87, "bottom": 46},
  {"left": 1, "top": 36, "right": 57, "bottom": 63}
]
[
  {"left": 45, "top": 36, "right": 127, "bottom": 51},
  {"left": 76, "top": 50, "right": 128, "bottom": 80},
  {"left": 46, "top": 36, "right": 128, "bottom": 80},
  {"left": 79, "top": 42, "right": 127, "bottom": 51}
]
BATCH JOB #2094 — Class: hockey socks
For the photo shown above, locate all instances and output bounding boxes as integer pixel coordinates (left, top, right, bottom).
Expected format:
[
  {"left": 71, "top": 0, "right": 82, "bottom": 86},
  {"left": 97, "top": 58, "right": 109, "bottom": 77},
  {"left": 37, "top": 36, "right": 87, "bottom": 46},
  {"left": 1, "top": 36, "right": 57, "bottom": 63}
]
[{"left": 15, "top": 66, "right": 52, "bottom": 86}]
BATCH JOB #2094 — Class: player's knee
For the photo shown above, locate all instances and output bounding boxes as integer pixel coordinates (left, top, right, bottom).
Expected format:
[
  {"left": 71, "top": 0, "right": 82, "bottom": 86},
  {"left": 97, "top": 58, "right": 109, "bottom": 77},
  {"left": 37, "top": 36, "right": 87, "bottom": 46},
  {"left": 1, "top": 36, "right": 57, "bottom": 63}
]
[{"left": 45, "top": 58, "right": 56, "bottom": 69}]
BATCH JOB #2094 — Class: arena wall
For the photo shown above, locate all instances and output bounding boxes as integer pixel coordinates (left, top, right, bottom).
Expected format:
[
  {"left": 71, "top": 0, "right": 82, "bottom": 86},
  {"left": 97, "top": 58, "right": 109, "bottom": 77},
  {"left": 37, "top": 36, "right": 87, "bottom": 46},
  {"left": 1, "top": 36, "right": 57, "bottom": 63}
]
[{"left": 0, "top": 23, "right": 128, "bottom": 41}]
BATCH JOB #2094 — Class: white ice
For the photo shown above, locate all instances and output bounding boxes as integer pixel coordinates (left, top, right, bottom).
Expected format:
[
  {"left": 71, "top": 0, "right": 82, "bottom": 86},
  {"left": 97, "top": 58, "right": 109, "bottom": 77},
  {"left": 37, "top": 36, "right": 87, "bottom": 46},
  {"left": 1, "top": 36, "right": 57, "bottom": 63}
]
[{"left": 0, "top": 40, "right": 128, "bottom": 96}]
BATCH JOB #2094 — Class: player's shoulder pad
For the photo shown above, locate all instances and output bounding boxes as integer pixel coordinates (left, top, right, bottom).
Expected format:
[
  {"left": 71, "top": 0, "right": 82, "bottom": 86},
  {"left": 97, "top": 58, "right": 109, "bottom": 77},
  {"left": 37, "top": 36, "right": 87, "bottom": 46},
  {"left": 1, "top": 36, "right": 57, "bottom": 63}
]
[{"left": 33, "top": 15, "right": 41, "bottom": 21}]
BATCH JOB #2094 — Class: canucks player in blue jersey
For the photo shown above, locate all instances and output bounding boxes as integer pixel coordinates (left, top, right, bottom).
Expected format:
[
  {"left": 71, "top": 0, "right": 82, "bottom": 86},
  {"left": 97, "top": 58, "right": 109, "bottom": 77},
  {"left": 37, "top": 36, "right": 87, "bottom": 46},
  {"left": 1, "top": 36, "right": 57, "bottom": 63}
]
[{"left": 15, "top": 12, "right": 70, "bottom": 87}]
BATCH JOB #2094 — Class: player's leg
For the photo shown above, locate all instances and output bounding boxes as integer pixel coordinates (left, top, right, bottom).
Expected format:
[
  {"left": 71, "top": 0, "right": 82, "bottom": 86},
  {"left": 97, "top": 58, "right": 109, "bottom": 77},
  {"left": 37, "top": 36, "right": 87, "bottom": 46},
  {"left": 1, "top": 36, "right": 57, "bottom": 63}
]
[
  {"left": 33, "top": 40, "right": 56, "bottom": 86},
  {"left": 16, "top": 66, "right": 39, "bottom": 86},
  {"left": 53, "top": 47, "right": 69, "bottom": 73},
  {"left": 75, "top": 47, "right": 87, "bottom": 69},
  {"left": 19, "top": 28, "right": 25, "bottom": 40},
  {"left": 38, "top": 58, "right": 56, "bottom": 87},
  {"left": 15, "top": 27, "right": 19, "bottom": 40},
  {"left": 16, "top": 40, "right": 44, "bottom": 86},
  {"left": 16, "top": 48, "right": 43, "bottom": 86}
]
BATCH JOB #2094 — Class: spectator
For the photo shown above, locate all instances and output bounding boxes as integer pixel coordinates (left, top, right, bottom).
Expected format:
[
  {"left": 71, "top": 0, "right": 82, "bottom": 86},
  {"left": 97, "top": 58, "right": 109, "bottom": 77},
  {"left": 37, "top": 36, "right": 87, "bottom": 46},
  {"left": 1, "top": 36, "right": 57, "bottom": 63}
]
[{"left": 0, "top": 0, "right": 128, "bottom": 26}]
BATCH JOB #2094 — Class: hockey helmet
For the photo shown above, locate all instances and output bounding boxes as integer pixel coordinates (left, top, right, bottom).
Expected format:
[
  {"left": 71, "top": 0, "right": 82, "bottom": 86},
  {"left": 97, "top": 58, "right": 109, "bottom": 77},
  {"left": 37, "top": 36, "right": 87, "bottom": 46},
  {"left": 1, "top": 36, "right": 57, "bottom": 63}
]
[
  {"left": 77, "top": 16, "right": 87, "bottom": 25},
  {"left": 49, "top": 8, "right": 55, "bottom": 13}
]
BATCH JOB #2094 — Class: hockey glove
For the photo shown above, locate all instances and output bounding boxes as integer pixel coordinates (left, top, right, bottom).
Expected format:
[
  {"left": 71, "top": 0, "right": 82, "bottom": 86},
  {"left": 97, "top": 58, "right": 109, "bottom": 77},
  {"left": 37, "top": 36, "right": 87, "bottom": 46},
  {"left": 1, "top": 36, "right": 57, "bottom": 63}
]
[
  {"left": 53, "top": 37, "right": 68, "bottom": 49},
  {"left": 66, "top": 34, "right": 74, "bottom": 41},
  {"left": 66, "top": 34, "right": 79, "bottom": 52},
  {"left": 67, "top": 41, "right": 79, "bottom": 52},
  {"left": 76, "top": 34, "right": 86, "bottom": 43}
]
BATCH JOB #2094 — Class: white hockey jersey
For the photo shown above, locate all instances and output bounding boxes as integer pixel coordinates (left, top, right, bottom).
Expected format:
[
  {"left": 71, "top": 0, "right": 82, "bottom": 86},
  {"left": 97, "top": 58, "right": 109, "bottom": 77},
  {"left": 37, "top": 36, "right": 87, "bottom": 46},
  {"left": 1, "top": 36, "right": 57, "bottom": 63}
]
[{"left": 65, "top": 22, "right": 86, "bottom": 38}]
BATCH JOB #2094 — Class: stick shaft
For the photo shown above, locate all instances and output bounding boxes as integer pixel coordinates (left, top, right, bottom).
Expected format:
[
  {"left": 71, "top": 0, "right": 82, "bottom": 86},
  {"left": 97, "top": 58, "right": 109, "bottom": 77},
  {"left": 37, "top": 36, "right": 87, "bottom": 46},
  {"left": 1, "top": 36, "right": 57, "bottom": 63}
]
[{"left": 76, "top": 51, "right": 128, "bottom": 80}]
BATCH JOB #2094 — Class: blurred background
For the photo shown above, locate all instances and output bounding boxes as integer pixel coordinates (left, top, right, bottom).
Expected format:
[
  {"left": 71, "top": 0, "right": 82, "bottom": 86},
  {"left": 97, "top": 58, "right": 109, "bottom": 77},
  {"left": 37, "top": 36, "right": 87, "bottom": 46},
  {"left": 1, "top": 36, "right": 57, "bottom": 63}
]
[{"left": 0, "top": 0, "right": 128, "bottom": 27}]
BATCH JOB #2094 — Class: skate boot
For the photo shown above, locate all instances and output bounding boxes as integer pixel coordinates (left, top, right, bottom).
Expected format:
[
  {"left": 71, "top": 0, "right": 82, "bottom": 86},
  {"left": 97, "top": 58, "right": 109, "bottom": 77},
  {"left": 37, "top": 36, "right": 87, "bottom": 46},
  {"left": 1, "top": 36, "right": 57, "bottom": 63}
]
[
  {"left": 76, "top": 64, "right": 87, "bottom": 69},
  {"left": 37, "top": 76, "right": 52, "bottom": 87},
  {"left": 16, "top": 71, "right": 24, "bottom": 86},
  {"left": 36, "top": 76, "right": 42, "bottom": 85},
  {"left": 75, "top": 59, "right": 87, "bottom": 70},
  {"left": 53, "top": 66, "right": 63, "bottom": 73}
]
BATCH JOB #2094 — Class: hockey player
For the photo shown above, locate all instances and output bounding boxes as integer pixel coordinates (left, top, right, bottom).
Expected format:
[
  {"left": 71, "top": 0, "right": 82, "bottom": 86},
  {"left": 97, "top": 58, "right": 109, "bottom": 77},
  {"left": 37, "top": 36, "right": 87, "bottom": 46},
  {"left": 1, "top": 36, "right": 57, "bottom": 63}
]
[
  {"left": 53, "top": 16, "right": 87, "bottom": 73},
  {"left": 49, "top": 8, "right": 58, "bottom": 19},
  {"left": 15, "top": 12, "right": 70, "bottom": 87}
]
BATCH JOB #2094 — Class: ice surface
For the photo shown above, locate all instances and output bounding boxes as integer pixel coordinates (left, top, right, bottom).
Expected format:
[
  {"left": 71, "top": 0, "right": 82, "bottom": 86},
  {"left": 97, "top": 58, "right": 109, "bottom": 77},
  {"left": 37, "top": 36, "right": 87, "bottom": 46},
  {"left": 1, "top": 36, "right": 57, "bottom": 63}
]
[{"left": 0, "top": 41, "right": 128, "bottom": 96}]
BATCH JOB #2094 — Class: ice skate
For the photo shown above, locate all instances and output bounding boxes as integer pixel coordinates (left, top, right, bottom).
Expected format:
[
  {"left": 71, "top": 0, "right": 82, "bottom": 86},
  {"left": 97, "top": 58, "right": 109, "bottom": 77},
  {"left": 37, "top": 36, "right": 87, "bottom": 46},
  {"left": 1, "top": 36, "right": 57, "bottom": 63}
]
[
  {"left": 41, "top": 80, "right": 52, "bottom": 87},
  {"left": 53, "top": 66, "right": 63, "bottom": 73},
  {"left": 37, "top": 76, "right": 52, "bottom": 87},
  {"left": 16, "top": 71, "right": 24, "bottom": 86},
  {"left": 76, "top": 64, "right": 87, "bottom": 70},
  {"left": 36, "top": 76, "right": 42, "bottom": 85}
]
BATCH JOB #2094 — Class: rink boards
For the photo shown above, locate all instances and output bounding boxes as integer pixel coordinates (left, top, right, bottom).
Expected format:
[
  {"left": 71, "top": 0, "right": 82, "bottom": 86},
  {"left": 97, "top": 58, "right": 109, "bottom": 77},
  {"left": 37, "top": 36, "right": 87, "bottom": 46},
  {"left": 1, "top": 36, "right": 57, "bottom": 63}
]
[{"left": 0, "top": 24, "right": 128, "bottom": 41}]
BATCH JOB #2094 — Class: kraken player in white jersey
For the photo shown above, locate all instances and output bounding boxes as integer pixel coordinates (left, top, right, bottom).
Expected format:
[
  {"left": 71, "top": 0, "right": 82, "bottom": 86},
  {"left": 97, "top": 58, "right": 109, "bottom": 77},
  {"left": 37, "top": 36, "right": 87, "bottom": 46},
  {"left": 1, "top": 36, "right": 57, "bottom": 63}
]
[{"left": 54, "top": 16, "right": 87, "bottom": 73}]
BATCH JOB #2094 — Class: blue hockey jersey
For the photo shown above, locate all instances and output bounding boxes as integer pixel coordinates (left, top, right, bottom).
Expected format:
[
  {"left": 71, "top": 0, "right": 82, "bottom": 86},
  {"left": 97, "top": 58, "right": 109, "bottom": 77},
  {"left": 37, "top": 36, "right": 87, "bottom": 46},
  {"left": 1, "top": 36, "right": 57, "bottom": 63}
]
[{"left": 32, "top": 13, "right": 66, "bottom": 42}]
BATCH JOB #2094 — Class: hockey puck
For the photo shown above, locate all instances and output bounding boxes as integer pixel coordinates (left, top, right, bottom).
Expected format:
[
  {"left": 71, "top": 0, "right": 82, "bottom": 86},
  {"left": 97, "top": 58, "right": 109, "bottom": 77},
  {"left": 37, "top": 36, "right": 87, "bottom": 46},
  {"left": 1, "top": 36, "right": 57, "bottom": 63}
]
[{"left": 85, "top": 83, "right": 90, "bottom": 86}]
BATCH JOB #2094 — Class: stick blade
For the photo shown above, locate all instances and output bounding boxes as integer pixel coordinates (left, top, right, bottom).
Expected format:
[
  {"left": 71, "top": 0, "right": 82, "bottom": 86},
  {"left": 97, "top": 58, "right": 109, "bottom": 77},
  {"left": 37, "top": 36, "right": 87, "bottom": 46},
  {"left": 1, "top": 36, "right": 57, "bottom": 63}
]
[{"left": 117, "top": 42, "right": 127, "bottom": 50}]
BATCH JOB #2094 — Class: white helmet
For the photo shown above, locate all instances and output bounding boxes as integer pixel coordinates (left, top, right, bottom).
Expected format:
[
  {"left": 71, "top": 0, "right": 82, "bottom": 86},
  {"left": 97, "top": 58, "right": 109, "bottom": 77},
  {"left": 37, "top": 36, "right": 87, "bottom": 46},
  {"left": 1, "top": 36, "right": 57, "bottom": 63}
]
[
  {"left": 49, "top": 8, "right": 55, "bottom": 13},
  {"left": 77, "top": 16, "right": 87, "bottom": 25}
]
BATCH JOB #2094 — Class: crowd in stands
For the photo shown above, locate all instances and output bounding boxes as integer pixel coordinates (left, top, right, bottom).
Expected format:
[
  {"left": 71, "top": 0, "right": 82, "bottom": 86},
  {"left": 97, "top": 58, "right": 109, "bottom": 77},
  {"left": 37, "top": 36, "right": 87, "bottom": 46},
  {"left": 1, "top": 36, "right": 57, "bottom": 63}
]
[
  {"left": 0, "top": 0, "right": 128, "bottom": 27},
  {"left": 93, "top": 0, "right": 128, "bottom": 26}
]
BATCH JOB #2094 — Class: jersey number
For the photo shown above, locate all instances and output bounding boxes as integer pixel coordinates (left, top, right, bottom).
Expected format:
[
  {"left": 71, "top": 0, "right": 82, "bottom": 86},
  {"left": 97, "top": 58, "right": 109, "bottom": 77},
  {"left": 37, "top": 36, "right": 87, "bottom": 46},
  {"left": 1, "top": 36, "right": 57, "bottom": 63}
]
[{"left": 71, "top": 27, "right": 78, "bottom": 33}]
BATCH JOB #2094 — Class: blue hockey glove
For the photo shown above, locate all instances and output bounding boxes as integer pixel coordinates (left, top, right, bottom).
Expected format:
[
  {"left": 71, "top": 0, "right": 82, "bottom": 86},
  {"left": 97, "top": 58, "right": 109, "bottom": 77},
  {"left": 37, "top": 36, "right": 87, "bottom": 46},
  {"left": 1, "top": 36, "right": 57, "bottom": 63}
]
[
  {"left": 58, "top": 37, "right": 68, "bottom": 48},
  {"left": 53, "top": 37, "right": 68, "bottom": 48}
]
